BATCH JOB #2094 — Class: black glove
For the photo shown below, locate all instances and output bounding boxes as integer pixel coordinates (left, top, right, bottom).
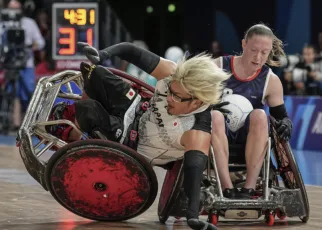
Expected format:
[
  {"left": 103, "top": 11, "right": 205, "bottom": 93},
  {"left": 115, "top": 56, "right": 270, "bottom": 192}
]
[
  {"left": 275, "top": 117, "right": 293, "bottom": 141},
  {"left": 211, "top": 101, "right": 231, "bottom": 116},
  {"left": 77, "top": 42, "right": 108, "bottom": 65}
]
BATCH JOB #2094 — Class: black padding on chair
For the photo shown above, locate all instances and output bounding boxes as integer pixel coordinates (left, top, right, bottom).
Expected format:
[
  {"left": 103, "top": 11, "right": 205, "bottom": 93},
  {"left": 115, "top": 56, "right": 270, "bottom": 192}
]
[
  {"left": 228, "top": 144, "right": 246, "bottom": 165},
  {"left": 209, "top": 144, "right": 246, "bottom": 171}
]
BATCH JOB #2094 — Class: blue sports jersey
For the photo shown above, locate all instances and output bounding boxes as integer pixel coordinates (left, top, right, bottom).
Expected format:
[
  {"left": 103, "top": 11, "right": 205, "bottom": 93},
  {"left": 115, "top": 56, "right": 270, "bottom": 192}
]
[{"left": 220, "top": 55, "right": 271, "bottom": 109}]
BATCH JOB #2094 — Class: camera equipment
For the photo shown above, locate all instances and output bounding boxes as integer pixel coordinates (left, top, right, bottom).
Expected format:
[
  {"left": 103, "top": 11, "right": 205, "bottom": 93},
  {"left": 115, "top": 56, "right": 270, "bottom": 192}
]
[
  {"left": 279, "top": 53, "right": 322, "bottom": 71},
  {"left": 0, "top": 8, "right": 30, "bottom": 133},
  {"left": 0, "top": 8, "right": 28, "bottom": 70}
]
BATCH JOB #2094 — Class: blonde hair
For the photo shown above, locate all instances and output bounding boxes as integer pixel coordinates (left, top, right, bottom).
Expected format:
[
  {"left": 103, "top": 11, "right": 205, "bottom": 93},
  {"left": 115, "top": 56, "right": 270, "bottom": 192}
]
[
  {"left": 171, "top": 53, "right": 230, "bottom": 104},
  {"left": 244, "top": 23, "right": 286, "bottom": 67}
]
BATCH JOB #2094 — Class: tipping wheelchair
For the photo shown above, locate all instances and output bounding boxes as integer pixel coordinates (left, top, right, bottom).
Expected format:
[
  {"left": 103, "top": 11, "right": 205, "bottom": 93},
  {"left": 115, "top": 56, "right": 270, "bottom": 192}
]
[{"left": 16, "top": 66, "right": 309, "bottom": 226}]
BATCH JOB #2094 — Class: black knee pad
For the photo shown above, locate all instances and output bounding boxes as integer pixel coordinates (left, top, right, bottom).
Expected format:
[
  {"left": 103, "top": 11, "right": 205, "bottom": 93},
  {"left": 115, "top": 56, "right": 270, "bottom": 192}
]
[{"left": 184, "top": 150, "right": 208, "bottom": 172}]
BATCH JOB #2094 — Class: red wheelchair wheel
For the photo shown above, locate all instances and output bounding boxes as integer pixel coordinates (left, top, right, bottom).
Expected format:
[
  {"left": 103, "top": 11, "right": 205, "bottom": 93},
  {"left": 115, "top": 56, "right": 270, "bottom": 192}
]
[
  {"left": 158, "top": 160, "right": 184, "bottom": 223},
  {"left": 45, "top": 139, "right": 158, "bottom": 221}
]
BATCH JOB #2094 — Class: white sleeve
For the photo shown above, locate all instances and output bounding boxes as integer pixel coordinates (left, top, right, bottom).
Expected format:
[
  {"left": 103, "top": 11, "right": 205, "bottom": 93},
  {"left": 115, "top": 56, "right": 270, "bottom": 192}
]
[{"left": 29, "top": 19, "right": 45, "bottom": 50}]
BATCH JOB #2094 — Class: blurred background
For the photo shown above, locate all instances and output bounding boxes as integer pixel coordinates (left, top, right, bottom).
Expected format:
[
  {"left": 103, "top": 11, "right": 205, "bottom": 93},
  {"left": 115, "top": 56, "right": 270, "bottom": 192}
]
[{"left": 0, "top": 0, "right": 320, "bottom": 153}]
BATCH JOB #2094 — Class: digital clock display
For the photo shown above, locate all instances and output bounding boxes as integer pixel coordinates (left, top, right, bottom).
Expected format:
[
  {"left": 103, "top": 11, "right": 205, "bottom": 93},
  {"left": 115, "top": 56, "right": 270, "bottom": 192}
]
[{"left": 52, "top": 3, "right": 99, "bottom": 60}]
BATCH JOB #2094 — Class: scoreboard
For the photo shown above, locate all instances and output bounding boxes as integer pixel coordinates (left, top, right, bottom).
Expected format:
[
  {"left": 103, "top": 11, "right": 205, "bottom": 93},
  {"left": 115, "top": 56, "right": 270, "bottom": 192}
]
[{"left": 52, "top": 3, "right": 99, "bottom": 61}]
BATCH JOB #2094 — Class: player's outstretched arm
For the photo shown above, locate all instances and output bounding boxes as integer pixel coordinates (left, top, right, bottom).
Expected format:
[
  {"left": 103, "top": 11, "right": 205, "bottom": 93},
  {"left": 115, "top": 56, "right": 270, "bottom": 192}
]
[{"left": 78, "top": 42, "right": 176, "bottom": 80}]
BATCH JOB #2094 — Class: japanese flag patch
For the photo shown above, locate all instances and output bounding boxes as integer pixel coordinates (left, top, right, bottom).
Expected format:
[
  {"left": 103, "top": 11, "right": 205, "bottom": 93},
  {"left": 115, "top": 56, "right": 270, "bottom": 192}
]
[{"left": 126, "top": 88, "right": 136, "bottom": 100}]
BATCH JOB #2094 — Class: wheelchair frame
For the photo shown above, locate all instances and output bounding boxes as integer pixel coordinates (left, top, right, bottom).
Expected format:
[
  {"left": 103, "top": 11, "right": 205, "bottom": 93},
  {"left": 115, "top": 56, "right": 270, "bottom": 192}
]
[
  {"left": 158, "top": 119, "right": 310, "bottom": 226},
  {"left": 16, "top": 68, "right": 309, "bottom": 226}
]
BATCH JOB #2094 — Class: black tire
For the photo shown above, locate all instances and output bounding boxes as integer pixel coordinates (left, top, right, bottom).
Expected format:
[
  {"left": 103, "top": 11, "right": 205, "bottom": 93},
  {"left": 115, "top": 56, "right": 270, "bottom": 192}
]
[
  {"left": 157, "top": 160, "right": 184, "bottom": 223},
  {"left": 270, "top": 117, "right": 310, "bottom": 223},
  {"left": 45, "top": 139, "right": 158, "bottom": 221}
]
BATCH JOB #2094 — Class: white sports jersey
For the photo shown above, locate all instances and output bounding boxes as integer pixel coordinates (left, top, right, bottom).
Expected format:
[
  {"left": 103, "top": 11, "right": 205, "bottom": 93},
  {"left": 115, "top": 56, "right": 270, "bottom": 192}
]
[{"left": 137, "top": 78, "right": 209, "bottom": 165}]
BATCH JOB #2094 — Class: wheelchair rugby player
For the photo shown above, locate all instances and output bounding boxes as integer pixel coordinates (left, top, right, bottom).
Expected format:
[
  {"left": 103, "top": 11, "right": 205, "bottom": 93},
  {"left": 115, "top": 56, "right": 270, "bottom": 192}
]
[{"left": 24, "top": 41, "right": 232, "bottom": 230}]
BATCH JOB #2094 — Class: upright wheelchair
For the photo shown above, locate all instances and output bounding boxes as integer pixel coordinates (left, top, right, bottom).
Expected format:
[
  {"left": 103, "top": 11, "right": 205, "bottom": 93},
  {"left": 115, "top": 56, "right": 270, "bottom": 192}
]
[{"left": 16, "top": 66, "right": 309, "bottom": 226}]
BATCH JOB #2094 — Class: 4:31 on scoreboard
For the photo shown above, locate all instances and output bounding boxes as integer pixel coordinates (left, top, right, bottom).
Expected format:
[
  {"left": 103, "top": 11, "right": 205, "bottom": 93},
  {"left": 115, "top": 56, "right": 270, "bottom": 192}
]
[{"left": 52, "top": 3, "right": 99, "bottom": 60}]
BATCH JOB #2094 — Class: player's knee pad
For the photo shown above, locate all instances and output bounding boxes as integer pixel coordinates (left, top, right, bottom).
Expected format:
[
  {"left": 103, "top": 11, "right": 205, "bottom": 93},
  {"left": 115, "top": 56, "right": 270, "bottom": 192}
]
[{"left": 184, "top": 150, "right": 208, "bottom": 172}]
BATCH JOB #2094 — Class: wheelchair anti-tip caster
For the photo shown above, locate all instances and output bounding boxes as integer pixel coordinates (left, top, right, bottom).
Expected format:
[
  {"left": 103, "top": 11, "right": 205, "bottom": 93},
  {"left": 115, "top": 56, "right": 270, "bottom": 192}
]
[
  {"left": 264, "top": 210, "right": 275, "bottom": 226},
  {"left": 208, "top": 213, "right": 219, "bottom": 226},
  {"left": 276, "top": 209, "right": 286, "bottom": 220}
]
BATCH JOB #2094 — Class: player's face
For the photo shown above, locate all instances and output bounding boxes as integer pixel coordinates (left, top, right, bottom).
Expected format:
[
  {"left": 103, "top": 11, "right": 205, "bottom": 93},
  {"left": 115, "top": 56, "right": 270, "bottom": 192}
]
[
  {"left": 166, "top": 80, "right": 201, "bottom": 115},
  {"left": 242, "top": 35, "right": 272, "bottom": 72}
]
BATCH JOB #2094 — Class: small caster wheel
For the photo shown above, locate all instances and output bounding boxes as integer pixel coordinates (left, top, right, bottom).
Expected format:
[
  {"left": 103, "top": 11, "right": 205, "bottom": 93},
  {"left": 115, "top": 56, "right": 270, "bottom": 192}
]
[
  {"left": 265, "top": 211, "right": 275, "bottom": 226},
  {"left": 209, "top": 214, "right": 218, "bottom": 225},
  {"left": 276, "top": 209, "right": 286, "bottom": 220},
  {"left": 300, "top": 216, "right": 309, "bottom": 223}
]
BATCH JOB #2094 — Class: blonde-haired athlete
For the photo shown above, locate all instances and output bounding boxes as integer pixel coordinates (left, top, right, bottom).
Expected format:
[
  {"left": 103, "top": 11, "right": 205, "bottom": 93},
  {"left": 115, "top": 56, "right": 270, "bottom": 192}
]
[{"left": 47, "top": 42, "right": 230, "bottom": 230}]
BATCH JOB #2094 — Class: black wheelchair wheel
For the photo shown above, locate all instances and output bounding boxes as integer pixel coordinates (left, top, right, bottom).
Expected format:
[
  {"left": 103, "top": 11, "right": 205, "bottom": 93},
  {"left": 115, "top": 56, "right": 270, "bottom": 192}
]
[
  {"left": 157, "top": 160, "right": 184, "bottom": 223},
  {"left": 45, "top": 139, "right": 158, "bottom": 221},
  {"left": 270, "top": 117, "right": 310, "bottom": 223}
]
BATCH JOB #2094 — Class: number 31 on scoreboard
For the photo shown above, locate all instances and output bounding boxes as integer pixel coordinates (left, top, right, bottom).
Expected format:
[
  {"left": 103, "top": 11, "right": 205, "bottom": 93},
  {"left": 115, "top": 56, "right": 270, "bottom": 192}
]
[
  {"left": 58, "top": 27, "right": 93, "bottom": 54},
  {"left": 52, "top": 3, "right": 99, "bottom": 60}
]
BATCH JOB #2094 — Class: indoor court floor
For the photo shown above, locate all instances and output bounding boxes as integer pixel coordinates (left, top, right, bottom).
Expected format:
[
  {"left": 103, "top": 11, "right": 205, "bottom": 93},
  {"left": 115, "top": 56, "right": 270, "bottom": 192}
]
[{"left": 0, "top": 136, "right": 321, "bottom": 230}]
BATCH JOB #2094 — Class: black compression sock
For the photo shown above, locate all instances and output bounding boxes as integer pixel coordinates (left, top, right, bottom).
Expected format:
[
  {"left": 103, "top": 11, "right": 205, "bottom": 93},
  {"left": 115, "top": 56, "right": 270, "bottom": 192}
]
[{"left": 183, "top": 150, "right": 208, "bottom": 220}]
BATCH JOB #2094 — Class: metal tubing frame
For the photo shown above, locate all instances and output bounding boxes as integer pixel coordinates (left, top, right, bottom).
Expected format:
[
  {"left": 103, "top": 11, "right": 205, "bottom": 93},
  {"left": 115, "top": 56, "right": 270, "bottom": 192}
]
[{"left": 18, "top": 70, "right": 87, "bottom": 167}]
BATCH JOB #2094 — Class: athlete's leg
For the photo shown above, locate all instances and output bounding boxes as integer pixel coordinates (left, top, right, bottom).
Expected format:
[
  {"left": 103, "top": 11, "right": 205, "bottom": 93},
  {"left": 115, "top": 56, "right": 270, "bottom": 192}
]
[
  {"left": 81, "top": 63, "right": 136, "bottom": 117},
  {"left": 211, "top": 110, "right": 237, "bottom": 197},
  {"left": 47, "top": 63, "right": 136, "bottom": 141},
  {"left": 242, "top": 109, "right": 268, "bottom": 196},
  {"left": 182, "top": 129, "right": 217, "bottom": 230}
]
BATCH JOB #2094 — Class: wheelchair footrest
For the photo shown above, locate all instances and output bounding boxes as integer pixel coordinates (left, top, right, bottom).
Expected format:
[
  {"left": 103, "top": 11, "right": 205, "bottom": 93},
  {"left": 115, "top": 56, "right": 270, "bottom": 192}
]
[
  {"left": 211, "top": 188, "right": 305, "bottom": 218},
  {"left": 212, "top": 199, "right": 277, "bottom": 210}
]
